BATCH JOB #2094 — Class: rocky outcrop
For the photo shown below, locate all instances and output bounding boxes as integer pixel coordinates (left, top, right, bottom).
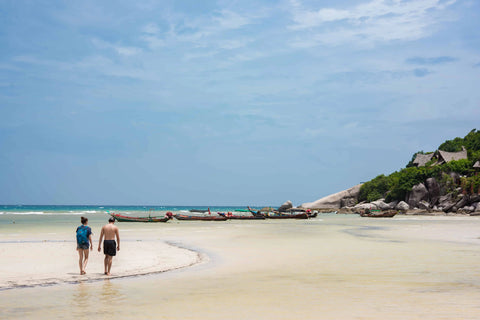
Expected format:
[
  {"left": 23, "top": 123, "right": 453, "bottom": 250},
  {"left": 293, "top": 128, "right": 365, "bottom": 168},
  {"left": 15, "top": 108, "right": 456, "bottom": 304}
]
[
  {"left": 301, "top": 168, "right": 479, "bottom": 215},
  {"left": 278, "top": 200, "right": 293, "bottom": 212},
  {"left": 301, "top": 184, "right": 362, "bottom": 209},
  {"left": 425, "top": 178, "right": 441, "bottom": 205},
  {"left": 407, "top": 183, "right": 429, "bottom": 208},
  {"left": 395, "top": 201, "right": 410, "bottom": 211},
  {"left": 354, "top": 202, "right": 378, "bottom": 210},
  {"left": 371, "top": 199, "right": 396, "bottom": 210},
  {"left": 417, "top": 200, "right": 430, "bottom": 210}
]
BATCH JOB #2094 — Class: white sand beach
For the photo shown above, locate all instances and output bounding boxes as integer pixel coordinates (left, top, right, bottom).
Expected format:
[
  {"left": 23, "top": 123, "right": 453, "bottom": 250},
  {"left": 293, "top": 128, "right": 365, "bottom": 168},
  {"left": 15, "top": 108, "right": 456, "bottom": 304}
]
[
  {"left": 0, "top": 240, "right": 202, "bottom": 289},
  {"left": 2, "top": 214, "right": 480, "bottom": 319}
]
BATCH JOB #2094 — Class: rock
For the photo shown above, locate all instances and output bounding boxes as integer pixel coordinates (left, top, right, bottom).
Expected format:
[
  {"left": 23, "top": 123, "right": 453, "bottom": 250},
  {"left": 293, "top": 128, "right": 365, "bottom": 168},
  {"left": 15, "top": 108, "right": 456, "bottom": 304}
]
[
  {"left": 462, "top": 206, "right": 475, "bottom": 213},
  {"left": 371, "top": 199, "right": 392, "bottom": 210},
  {"left": 387, "top": 200, "right": 399, "bottom": 209},
  {"left": 472, "top": 202, "right": 480, "bottom": 211},
  {"left": 354, "top": 203, "right": 378, "bottom": 210},
  {"left": 396, "top": 201, "right": 410, "bottom": 211},
  {"left": 341, "top": 197, "right": 357, "bottom": 208},
  {"left": 449, "top": 172, "right": 460, "bottom": 184},
  {"left": 418, "top": 200, "right": 430, "bottom": 210},
  {"left": 451, "top": 195, "right": 469, "bottom": 213},
  {"left": 470, "top": 195, "right": 480, "bottom": 203},
  {"left": 407, "top": 183, "right": 429, "bottom": 208},
  {"left": 301, "top": 184, "right": 363, "bottom": 209},
  {"left": 439, "top": 193, "right": 455, "bottom": 212},
  {"left": 438, "top": 193, "right": 453, "bottom": 205},
  {"left": 425, "top": 177, "right": 441, "bottom": 205},
  {"left": 278, "top": 200, "right": 293, "bottom": 212}
]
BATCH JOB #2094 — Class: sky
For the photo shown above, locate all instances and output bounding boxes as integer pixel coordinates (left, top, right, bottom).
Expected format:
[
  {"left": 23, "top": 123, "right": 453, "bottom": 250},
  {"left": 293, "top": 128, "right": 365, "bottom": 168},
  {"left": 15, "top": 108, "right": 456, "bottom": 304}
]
[{"left": 0, "top": 0, "right": 479, "bottom": 206}]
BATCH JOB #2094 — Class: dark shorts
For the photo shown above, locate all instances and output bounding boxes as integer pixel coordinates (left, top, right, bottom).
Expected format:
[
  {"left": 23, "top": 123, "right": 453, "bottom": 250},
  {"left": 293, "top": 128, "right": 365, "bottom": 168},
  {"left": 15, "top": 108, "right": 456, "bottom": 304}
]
[
  {"left": 104, "top": 240, "right": 116, "bottom": 256},
  {"left": 77, "top": 242, "right": 89, "bottom": 250}
]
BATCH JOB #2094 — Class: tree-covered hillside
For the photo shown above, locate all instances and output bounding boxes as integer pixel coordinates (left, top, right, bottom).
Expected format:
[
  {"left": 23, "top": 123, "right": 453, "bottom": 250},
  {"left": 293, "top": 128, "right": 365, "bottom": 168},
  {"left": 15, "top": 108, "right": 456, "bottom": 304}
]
[{"left": 359, "top": 129, "right": 480, "bottom": 203}]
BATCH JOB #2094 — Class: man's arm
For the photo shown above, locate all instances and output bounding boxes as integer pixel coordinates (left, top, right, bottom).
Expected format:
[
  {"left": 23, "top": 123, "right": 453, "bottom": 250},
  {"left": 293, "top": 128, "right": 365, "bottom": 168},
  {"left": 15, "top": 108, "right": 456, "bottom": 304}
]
[
  {"left": 97, "top": 227, "right": 104, "bottom": 252},
  {"left": 115, "top": 227, "right": 120, "bottom": 251}
]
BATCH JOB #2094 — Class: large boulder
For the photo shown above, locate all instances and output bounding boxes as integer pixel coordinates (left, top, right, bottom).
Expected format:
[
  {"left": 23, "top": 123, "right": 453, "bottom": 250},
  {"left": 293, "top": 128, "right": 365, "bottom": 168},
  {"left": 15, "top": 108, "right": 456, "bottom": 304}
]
[
  {"left": 439, "top": 193, "right": 456, "bottom": 212},
  {"left": 396, "top": 201, "right": 410, "bottom": 211},
  {"left": 301, "top": 184, "right": 362, "bottom": 209},
  {"left": 417, "top": 200, "right": 430, "bottom": 210},
  {"left": 425, "top": 177, "right": 441, "bottom": 205},
  {"left": 278, "top": 200, "right": 293, "bottom": 212},
  {"left": 451, "top": 195, "right": 469, "bottom": 213},
  {"left": 371, "top": 199, "right": 393, "bottom": 210},
  {"left": 354, "top": 203, "right": 378, "bottom": 210},
  {"left": 341, "top": 197, "right": 357, "bottom": 208},
  {"left": 407, "top": 183, "right": 429, "bottom": 208}
]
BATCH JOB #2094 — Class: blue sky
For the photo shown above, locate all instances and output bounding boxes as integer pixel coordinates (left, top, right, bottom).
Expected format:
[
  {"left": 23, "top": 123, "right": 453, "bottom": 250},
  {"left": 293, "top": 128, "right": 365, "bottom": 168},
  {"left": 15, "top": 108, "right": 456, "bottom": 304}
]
[{"left": 1, "top": 0, "right": 479, "bottom": 206}]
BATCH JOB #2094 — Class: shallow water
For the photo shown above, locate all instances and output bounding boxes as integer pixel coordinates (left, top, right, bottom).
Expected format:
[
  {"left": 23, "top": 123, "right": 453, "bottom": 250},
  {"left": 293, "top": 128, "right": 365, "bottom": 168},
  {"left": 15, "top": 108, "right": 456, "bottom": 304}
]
[{"left": 1, "top": 213, "right": 480, "bottom": 319}]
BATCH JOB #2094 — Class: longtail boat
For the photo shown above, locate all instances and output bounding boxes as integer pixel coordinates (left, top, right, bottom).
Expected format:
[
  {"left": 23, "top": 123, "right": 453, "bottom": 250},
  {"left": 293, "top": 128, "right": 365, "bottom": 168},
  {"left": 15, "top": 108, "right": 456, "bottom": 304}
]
[
  {"left": 109, "top": 212, "right": 172, "bottom": 223},
  {"left": 173, "top": 214, "right": 228, "bottom": 221},
  {"left": 265, "top": 212, "right": 309, "bottom": 219},
  {"left": 307, "top": 211, "right": 318, "bottom": 218},
  {"left": 189, "top": 209, "right": 209, "bottom": 213},
  {"left": 360, "top": 209, "right": 397, "bottom": 218},
  {"left": 218, "top": 212, "right": 266, "bottom": 220}
]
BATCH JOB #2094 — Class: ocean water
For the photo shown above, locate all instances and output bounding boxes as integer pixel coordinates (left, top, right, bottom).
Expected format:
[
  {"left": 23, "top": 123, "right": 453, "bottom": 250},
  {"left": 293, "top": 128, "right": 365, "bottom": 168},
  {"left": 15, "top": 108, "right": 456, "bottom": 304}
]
[
  {"left": 0, "top": 204, "right": 255, "bottom": 216},
  {"left": 1, "top": 212, "right": 480, "bottom": 319}
]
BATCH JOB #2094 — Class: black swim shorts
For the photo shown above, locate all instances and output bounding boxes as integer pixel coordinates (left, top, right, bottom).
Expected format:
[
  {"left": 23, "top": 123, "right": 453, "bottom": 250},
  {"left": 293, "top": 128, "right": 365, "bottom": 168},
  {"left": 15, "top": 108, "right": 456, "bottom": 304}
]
[{"left": 103, "top": 240, "right": 117, "bottom": 256}]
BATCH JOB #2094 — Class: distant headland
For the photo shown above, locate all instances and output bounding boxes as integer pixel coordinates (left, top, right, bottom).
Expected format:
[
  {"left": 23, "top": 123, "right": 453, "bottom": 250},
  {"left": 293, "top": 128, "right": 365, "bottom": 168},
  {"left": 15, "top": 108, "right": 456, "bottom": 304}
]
[{"left": 300, "top": 129, "right": 480, "bottom": 215}]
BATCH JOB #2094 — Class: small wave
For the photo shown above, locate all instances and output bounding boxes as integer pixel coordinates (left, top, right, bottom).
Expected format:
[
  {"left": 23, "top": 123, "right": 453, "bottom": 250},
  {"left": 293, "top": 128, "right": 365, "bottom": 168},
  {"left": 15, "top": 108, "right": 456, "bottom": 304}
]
[{"left": 3, "top": 211, "right": 47, "bottom": 215}]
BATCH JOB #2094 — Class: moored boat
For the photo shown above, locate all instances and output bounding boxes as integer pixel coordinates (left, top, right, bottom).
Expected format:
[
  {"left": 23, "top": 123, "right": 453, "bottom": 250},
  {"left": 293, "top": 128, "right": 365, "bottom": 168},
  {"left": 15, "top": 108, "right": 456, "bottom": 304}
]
[
  {"left": 218, "top": 212, "right": 266, "bottom": 220},
  {"left": 266, "top": 212, "right": 309, "bottom": 219},
  {"left": 359, "top": 209, "right": 397, "bottom": 218},
  {"left": 173, "top": 213, "right": 228, "bottom": 221},
  {"left": 109, "top": 212, "right": 172, "bottom": 222}
]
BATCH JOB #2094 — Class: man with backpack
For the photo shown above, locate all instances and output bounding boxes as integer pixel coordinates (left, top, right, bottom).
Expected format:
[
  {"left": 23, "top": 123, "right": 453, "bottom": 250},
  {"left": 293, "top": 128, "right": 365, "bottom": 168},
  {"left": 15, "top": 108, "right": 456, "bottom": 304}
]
[{"left": 76, "top": 216, "right": 93, "bottom": 275}]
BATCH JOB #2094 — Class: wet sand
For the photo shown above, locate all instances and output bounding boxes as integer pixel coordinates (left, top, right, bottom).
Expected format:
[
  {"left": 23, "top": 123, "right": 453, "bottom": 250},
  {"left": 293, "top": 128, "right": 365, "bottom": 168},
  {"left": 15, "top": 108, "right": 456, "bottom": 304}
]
[{"left": 2, "top": 215, "right": 480, "bottom": 319}]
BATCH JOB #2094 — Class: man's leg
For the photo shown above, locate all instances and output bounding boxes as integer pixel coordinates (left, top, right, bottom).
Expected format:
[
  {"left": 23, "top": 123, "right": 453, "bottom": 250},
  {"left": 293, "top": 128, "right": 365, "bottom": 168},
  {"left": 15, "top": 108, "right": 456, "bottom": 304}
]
[
  {"left": 106, "top": 255, "right": 113, "bottom": 275},
  {"left": 104, "top": 255, "right": 108, "bottom": 275}
]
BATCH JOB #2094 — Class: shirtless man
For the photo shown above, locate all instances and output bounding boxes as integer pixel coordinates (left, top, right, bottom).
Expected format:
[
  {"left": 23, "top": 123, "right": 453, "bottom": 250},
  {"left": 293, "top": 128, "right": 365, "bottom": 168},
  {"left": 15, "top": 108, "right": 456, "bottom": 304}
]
[{"left": 98, "top": 217, "right": 120, "bottom": 276}]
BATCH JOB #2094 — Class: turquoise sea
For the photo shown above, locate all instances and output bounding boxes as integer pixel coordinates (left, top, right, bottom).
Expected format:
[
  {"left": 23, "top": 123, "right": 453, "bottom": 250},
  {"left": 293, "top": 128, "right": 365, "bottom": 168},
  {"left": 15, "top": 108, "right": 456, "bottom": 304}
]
[
  {"left": 0, "top": 205, "right": 264, "bottom": 227},
  {"left": 0, "top": 204, "right": 258, "bottom": 215}
]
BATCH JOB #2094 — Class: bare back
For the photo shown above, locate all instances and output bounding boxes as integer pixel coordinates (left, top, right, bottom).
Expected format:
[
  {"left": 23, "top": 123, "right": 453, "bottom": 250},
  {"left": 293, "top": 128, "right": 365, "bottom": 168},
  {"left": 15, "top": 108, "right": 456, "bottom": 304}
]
[{"left": 101, "top": 223, "right": 119, "bottom": 240}]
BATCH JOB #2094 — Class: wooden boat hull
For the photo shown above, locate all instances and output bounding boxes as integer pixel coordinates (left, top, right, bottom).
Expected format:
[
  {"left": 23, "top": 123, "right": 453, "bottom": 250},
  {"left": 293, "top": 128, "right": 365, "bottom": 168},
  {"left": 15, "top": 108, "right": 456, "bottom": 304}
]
[
  {"left": 307, "top": 212, "right": 318, "bottom": 218},
  {"left": 266, "top": 212, "right": 309, "bottom": 219},
  {"left": 360, "top": 210, "right": 397, "bottom": 218},
  {"left": 219, "top": 213, "right": 266, "bottom": 220},
  {"left": 109, "top": 213, "right": 171, "bottom": 222},
  {"left": 189, "top": 209, "right": 208, "bottom": 213},
  {"left": 173, "top": 214, "right": 228, "bottom": 221}
]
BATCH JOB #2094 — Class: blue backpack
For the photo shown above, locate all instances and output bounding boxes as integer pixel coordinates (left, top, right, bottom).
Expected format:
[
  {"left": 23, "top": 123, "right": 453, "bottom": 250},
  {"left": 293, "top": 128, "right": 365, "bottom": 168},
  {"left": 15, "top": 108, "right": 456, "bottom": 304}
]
[{"left": 76, "top": 226, "right": 90, "bottom": 246}]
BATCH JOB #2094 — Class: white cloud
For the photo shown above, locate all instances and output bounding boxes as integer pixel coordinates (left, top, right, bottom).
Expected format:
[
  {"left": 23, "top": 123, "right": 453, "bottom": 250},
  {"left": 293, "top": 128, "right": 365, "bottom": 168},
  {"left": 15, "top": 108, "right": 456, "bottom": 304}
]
[
  {"left": 213, "top": 10, "right": 251, "bottom": 30},
  {"left": 91, "top": 38, "right": 142, "bottom": 56},
  {"left": 288, "top": 0, "right": 458, "bottom": 47}
]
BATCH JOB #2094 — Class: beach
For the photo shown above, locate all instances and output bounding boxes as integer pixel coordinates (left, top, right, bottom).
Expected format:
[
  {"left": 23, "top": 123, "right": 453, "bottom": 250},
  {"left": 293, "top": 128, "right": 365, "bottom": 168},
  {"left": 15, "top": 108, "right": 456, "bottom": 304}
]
[{"left": 2, "top": 211, "right": 480, "bottom": 319}]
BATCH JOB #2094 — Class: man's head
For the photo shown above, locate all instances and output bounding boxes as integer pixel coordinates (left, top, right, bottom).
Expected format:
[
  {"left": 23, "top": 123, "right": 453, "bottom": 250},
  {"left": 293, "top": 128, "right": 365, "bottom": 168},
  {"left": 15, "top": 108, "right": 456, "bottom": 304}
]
[{"left": 109, "top": 217, "right": 115, "bottom": 223}]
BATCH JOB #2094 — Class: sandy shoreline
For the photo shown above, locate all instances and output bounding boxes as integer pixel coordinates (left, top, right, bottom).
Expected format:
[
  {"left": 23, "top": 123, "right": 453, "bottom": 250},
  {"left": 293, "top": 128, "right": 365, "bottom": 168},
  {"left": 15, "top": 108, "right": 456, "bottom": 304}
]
[
  {"left": 2, "top": 216, "right": 480, "bottom": 319},
  {"left": 0, "top": 239, "right": 204, "bottom": 290}
]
